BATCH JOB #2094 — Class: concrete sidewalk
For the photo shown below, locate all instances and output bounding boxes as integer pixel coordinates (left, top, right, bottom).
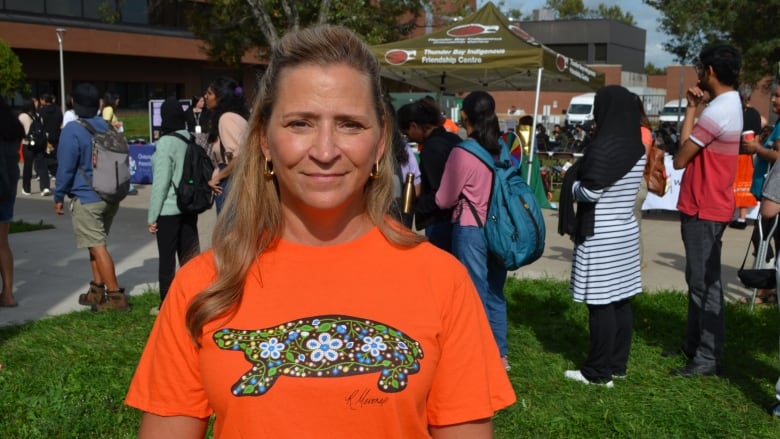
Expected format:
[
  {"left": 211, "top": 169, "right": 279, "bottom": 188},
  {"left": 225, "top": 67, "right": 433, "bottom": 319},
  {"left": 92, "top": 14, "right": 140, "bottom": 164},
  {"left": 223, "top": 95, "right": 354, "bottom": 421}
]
[
  {"left": 2, "top": 181, "right": 216, "bottom": 327},
  {"left": 0, "top": 180, "right": 760, "bottom": 327}
]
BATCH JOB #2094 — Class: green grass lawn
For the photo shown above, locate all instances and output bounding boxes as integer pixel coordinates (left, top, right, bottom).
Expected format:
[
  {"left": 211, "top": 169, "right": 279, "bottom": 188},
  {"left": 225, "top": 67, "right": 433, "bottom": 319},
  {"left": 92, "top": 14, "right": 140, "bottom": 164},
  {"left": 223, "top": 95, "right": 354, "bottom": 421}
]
[
  {"left": 1, "top": 280, "right": 779, "bottom": 438},
  {"left": 8, "top": 219, "right": 53, "bottom": 234}
]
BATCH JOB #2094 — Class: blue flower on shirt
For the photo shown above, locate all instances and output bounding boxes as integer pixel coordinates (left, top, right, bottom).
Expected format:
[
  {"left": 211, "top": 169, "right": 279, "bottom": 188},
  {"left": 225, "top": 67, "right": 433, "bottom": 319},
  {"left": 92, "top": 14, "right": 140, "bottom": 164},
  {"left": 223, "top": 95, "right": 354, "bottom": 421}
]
[
  {"left": 259, "top": 337, "right": 285, "bottom": 360},
  {"left": 306, "top": 333, "right": 343, "bottom": 362},
  {"left": 361, "top": 336, "right": 387, "bottom": 357}
]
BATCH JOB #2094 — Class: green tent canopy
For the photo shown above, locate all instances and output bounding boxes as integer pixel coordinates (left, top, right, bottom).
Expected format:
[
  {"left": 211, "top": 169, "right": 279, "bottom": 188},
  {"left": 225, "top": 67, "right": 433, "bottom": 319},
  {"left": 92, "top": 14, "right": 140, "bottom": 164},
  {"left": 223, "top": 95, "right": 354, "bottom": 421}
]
[
  {"left": 372, "top": 2, "right": 604, "bottom": 207},
  {"left": 371, "top": 2, "right": 604, "bottom": 93}
]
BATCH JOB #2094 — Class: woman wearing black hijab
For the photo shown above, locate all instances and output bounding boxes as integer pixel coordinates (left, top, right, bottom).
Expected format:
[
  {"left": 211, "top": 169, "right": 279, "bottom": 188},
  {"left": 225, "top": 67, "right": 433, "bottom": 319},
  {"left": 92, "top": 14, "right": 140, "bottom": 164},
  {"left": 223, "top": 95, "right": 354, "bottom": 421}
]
[
  {"left": 559, "top": 85, "right": 646, "bottom": 387},
  {"left": 146, "top": 97, "right": 201, "bottom": 315}
]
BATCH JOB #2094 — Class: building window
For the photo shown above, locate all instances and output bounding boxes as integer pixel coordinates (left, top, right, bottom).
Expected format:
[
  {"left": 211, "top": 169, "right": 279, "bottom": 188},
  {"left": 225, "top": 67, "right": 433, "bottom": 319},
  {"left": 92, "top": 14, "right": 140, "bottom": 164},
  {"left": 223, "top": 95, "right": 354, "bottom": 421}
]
[
  {"left": 82, "top": 0, "right": 105, "bottom": 20},
  {"left": 46, "top": 1, "right": 81, "bottom": 17},
  {"left": 594, "top": 43, "right": 607, "bottom": 63},
  {"left": 4, "top": 0, "right": 44, "bottom": 13},
  {"left": 120, "top": 0, "right": 148, "bottom": 25}
]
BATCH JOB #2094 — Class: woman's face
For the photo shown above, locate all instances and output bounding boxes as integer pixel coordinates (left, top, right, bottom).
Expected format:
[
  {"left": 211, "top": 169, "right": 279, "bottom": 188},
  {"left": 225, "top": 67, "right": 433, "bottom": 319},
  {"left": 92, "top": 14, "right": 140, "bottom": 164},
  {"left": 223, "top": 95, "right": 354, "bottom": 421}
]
[
  {"left": 261, "top": 64, "right": 385, "bottom": 218},
  {"left": 204, "top": 87, "right": 218, "bottom": 110}
]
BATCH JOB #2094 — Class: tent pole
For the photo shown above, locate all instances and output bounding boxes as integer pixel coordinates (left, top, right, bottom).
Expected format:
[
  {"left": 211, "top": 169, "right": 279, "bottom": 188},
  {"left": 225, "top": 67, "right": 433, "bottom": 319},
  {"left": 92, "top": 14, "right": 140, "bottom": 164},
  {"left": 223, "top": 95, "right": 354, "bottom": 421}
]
[{"left": 527, "top": 67, "right": 543, "bottom": 185}]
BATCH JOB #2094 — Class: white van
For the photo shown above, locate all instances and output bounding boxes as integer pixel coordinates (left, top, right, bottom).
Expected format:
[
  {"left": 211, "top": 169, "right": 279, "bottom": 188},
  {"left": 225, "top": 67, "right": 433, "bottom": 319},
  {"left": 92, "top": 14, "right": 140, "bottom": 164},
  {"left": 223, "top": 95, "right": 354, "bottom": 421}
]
[
  {"left": 565, "top": 93, "right": 596, "bottom": 128},
  {"left": 659, "top": 99, "right": 687, "bottom": 124}
]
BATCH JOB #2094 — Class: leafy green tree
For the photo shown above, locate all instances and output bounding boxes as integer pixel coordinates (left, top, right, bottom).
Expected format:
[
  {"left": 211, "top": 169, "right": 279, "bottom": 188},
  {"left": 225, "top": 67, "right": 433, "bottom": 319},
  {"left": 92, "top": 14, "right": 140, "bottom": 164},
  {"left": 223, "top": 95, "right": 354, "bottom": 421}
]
[
  {"left": 643, "top": 0, "right": 779, "bottom": 83},
  {"left": 186, "top": 0, "right": 466, "bottom": 67},
  {"left": 545, "top": 0, "right": 588, "bottom": 19},
  {"left": 0, "top": 39, "right": 29, "bottom": 100},
  {"left": 645, "top": 62, "right": 665, "bottom": 75},
  {"left": 594, "top": 3, "right": 635, "bottom": 25},
  {"left": 542, "top": 0, "right": 635, "bottom": 25}
]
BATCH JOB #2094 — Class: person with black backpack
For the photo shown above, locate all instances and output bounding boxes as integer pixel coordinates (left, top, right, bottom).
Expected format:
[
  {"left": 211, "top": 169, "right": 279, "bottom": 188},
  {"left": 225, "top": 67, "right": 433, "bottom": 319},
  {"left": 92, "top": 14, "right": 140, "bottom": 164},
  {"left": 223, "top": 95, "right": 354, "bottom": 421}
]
[
  {"left": 18, "top": 98, "right": 52, "bottom": 196},
  {"left": 146, "top": 98, "right": 204, "bottom": 315}
]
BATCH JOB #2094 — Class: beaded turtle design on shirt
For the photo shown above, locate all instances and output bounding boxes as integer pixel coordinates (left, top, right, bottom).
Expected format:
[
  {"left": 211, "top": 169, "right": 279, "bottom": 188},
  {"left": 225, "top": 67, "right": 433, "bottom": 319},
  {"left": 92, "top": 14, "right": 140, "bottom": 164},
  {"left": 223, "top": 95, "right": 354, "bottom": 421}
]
[{"left": 214, "top": 315, "right": 424, "bottom": 396}]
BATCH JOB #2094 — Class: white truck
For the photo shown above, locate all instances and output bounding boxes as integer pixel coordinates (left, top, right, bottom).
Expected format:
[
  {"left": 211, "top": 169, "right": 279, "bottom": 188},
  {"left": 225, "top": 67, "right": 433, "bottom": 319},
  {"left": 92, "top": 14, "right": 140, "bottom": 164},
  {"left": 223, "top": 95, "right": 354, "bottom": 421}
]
[
  {"left": 565, "top": 93, "right": 596, "bottom": 128},
  {"left": 659, "top": 99, "right": 687, "bottom": 125}
]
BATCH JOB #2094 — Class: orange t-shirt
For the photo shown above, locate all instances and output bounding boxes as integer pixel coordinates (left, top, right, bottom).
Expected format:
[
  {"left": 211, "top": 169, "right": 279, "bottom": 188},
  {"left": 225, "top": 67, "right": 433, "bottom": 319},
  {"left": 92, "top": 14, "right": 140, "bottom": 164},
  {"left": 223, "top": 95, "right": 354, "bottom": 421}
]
[
  {"left": 126, "top": 228, "right": 515, "bottom": 438},
  {"left": 442, "top": 117, "right": 459, "bottom": 134}
]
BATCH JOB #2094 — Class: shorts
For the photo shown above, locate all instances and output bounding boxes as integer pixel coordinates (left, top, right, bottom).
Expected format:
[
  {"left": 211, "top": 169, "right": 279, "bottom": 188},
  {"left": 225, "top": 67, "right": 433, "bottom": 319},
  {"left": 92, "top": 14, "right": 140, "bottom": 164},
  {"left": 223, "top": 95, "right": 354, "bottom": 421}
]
[
  {"left": 0, "top": 199, "right": 14, "bottom": 223},
  {"left": 71, "top": 198, "right": 120, "bottom": 248}
]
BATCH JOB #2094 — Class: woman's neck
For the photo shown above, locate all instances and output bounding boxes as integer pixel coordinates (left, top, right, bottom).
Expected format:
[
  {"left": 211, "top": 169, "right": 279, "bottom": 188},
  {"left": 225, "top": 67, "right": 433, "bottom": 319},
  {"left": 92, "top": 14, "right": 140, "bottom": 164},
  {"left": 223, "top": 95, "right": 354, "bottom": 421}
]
[{"left": 278, "top": 204, "right": 374, "bottom": 246}]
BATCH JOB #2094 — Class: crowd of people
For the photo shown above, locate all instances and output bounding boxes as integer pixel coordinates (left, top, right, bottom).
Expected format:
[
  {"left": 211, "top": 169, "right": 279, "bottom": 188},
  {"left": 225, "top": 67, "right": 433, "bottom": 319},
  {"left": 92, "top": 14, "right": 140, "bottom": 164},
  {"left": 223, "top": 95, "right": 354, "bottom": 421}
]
[{"left": 3, "top": 25, "right": 780, "bottom": 432}]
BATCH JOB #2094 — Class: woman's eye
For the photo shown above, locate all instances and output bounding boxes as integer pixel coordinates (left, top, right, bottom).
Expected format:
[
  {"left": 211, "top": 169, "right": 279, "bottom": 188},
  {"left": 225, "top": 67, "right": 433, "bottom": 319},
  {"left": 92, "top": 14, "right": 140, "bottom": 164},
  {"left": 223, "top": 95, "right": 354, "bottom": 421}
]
[
  {"left": 288, "top": 120, "right": 310, "bottom": 129},
  {"left": 341, "top": 120, "right": 365, "bottom": 131}
]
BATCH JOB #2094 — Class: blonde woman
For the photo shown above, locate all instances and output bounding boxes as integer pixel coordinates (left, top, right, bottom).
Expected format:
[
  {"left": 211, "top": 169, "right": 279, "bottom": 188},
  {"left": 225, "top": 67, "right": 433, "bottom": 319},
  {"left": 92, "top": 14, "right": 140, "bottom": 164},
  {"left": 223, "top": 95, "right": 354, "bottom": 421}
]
[{"left": 126, "top": 25, "right": 514, "bottom": 438}]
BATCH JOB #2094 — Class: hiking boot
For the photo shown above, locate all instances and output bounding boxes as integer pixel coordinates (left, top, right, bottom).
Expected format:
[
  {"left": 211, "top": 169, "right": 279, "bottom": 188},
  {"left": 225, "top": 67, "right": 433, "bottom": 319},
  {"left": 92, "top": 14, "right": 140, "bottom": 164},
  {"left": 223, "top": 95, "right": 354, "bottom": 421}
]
[
  {"left": 91, "top": 288, "right": 131, "bottom": 312},
  {"left": 78, "top": 281, "right": 105, "bottom": 306}
]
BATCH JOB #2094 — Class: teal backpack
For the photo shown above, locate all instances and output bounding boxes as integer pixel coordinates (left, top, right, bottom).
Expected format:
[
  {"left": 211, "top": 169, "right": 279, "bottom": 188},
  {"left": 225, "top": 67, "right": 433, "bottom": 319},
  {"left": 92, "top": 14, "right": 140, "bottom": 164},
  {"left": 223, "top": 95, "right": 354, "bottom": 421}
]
[{"left": 458, "top": 138, "right": 545, "bottom": 270}]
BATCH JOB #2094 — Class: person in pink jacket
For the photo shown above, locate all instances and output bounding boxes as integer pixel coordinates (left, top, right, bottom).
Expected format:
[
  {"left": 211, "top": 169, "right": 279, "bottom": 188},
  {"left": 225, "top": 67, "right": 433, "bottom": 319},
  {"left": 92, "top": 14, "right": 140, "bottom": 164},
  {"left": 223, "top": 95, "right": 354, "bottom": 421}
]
[{"left": 435, "top": 91, "right": 510, "bottom": 371}]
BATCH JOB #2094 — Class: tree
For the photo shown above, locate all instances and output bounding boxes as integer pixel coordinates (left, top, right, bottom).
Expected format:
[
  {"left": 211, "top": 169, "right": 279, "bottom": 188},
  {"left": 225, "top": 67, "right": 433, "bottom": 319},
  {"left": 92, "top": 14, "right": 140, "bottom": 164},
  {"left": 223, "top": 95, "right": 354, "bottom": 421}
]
[
  {"left": 644, "top": 0, "right": 780, "bottom": 83},
  {"left": 186, "top": 0, "right": 467, "bottom": 67},
  {"left": 542, "top": 0, "right": 635, "bottom": 25},
  {"left": 0, "top": 39, "right": 29, "bottom": 100},
  {"left": 645, "top": 62, "right": 665, "bottom": 75},
  {"left": 594, "top": 3, "right": 634, "bottom": 25},
  {"left": 545, "top": 0, "right": 588, "bottom": 19}
]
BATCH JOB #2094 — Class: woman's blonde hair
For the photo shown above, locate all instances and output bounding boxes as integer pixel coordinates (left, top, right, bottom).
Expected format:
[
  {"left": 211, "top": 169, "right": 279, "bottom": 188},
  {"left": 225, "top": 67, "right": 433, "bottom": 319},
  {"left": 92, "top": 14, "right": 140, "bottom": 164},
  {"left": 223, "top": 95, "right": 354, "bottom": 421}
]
[{"left": 186, "top": 25, "right": 425, "bottom": 344}]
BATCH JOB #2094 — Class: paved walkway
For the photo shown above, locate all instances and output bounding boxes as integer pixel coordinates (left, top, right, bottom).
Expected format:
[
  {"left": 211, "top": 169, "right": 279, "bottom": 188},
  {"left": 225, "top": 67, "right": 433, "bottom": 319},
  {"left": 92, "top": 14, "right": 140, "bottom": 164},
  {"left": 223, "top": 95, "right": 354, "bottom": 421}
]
[{"left": 0, "top": 180, "right": 760, "bottom": 327}]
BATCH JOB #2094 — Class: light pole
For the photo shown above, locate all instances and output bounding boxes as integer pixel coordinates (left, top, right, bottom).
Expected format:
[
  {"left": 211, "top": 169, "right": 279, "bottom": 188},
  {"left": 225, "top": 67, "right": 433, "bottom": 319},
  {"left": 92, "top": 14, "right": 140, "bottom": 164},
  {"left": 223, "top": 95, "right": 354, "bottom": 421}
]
[{"left": 56, "top": 28, "right": 66, "bottom": 113}]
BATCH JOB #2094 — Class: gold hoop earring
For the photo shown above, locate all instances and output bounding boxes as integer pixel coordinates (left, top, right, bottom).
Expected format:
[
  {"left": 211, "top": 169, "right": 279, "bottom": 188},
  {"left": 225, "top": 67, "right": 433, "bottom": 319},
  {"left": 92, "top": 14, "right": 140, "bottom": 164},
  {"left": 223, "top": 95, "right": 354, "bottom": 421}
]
[
  {"left": 264, "top": 159, "right": 274, "bottom": 178},
  {"left": 369, "top": 161, "right": 380, "bottom": 180}
]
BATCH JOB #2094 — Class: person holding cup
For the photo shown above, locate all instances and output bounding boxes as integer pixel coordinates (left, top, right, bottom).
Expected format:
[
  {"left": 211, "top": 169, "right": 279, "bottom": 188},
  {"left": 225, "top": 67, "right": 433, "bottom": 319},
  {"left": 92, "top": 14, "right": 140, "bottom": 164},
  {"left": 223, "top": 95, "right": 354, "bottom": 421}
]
[
  {"left": 729, "top": 85, "right": 762, "bottom": 230},
  {"left": 667, "top": 43, "right": 743, "bottom": 377}
]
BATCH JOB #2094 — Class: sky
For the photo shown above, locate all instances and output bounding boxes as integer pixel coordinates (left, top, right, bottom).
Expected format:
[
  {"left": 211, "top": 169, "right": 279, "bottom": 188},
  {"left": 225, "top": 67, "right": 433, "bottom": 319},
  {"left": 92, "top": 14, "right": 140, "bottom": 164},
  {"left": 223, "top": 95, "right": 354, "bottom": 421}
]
[{"left": 476, "top": 0, "right": 676, "bottom": 68}]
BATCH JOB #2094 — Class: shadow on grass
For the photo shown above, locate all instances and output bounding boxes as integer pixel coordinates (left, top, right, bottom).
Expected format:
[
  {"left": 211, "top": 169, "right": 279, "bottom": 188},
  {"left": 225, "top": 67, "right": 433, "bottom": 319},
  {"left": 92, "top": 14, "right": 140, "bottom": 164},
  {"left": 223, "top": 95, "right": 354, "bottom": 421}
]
[
  {"left": 0, "top": 324, "right": 26, "bottom": 353},
  {"left": 632, "top": 291, "right": 779, "bottom": 408},
  {"left": 506, "top": 278, "right": 780, "bottom": 410},
  {"left": 505, "top": 278, "right": 588, "bottom": 366}
]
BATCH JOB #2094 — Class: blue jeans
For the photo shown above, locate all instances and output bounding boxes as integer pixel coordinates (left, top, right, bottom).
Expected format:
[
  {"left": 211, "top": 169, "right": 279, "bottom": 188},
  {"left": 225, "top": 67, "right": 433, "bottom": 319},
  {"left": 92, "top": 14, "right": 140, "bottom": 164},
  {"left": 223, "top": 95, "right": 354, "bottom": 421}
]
[
  {"left": 680, "top": 213, "right": 726, "bottom": 368},
  {"left": 452, "top": 224, "right": 509, "bottom": 356},
  {"left": 214, "top": 164, "right": 230, "bottom": 215},
  {"left": 425, "top": 221, "right": 453, "bottom": 254}
]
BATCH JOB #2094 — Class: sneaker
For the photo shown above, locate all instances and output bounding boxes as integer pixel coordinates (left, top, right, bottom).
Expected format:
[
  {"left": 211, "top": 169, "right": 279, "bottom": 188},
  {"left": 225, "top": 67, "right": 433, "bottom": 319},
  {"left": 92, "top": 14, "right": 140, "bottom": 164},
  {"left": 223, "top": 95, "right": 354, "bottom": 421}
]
[
  {"left": 40, "top": 188, "right": 52, "bottom": 196},
  {"left": 501, "top": 356, "right": 511, "bottom": 371},
  {"left": 127, "top": 188, "right": 139, "bottom": 196},
  {"left": 729, "top": 220, "right": 747, "bottom": 230},
  {"left": 564, "top": 369, "right": 614, "bottom": 388},
  {"left": 149, "top": 306, "right": 160, "bottom": 316},
  {"left": 91, "top": 288, "right": 131, "bottom": 312},
  {"left": 78, "top": 281, "right": 105, "bottom": 306},
  {"left": 21, "top": 189, "right": 31, "bottom": 195},
  {"left": 612, "top": 373, "right": 627, "bottom": 379}
]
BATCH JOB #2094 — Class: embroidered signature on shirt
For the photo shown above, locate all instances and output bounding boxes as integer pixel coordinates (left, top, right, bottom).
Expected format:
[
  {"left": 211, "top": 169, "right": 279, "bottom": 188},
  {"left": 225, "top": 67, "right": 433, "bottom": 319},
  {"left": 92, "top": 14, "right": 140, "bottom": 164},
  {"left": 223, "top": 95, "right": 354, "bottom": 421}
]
[{"left": 345, "top": 388, "right": 390, "bottom": 409}]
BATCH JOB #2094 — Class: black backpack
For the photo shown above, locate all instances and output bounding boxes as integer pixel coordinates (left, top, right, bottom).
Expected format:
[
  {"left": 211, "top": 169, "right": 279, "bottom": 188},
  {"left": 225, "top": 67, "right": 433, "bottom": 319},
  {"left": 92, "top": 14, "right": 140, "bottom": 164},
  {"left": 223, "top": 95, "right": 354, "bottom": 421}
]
[
  {"left": 26, "top": 112, "right": 48, "bottom": 153},
  {"left": 169, "top": 132, "right": 214, "bottom": 214}
]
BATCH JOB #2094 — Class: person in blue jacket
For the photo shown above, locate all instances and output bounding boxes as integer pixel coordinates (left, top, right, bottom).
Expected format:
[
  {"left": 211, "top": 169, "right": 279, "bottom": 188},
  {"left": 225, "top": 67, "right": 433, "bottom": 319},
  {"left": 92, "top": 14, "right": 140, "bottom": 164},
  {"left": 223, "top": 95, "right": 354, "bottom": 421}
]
[{"left": 54, "top": 83, "right": 129, "bottom": 312}]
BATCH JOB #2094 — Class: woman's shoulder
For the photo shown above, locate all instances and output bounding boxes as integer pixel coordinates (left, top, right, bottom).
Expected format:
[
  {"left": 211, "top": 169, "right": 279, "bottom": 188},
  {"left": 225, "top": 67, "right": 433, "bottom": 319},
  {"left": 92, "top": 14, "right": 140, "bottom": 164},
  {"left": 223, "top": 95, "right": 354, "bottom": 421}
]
[
  {"left": 219, "top": 111, "right": 248, "bottom": 124},
  {"left": 176, "top": 251, "right": 217, "bottom": 294}
]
